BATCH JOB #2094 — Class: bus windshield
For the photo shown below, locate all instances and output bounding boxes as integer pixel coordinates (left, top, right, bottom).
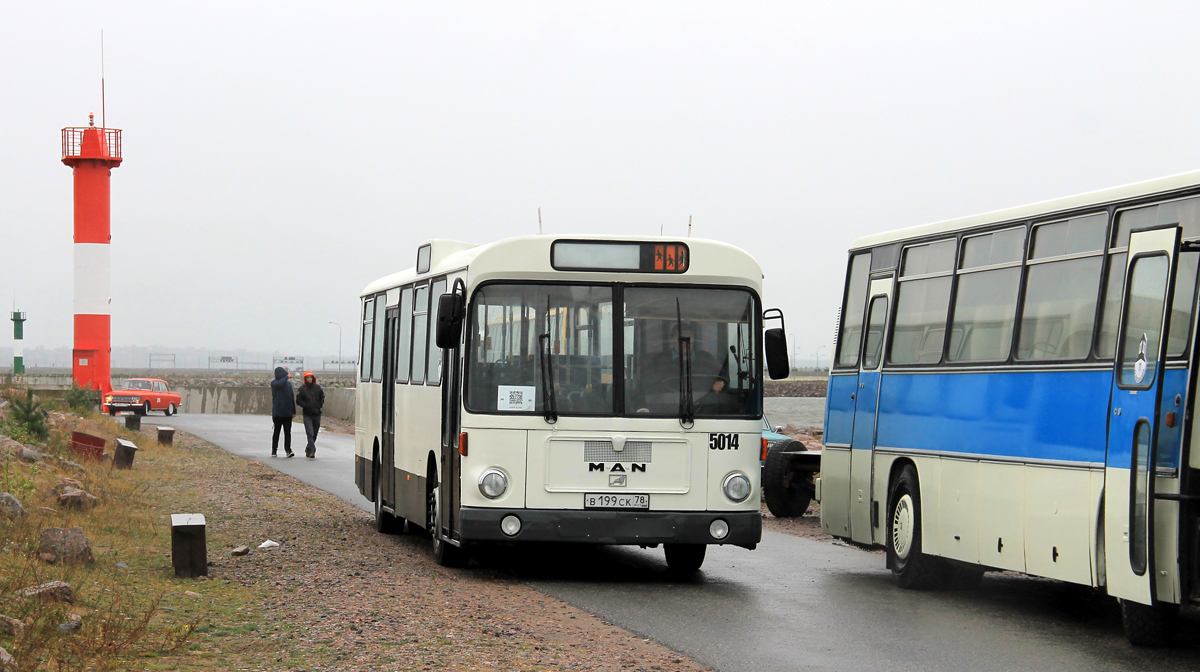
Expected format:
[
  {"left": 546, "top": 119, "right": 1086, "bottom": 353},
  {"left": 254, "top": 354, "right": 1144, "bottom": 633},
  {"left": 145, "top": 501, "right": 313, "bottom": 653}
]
[{"left": 465, "top": 283, "right": 760, "bottom": 418}]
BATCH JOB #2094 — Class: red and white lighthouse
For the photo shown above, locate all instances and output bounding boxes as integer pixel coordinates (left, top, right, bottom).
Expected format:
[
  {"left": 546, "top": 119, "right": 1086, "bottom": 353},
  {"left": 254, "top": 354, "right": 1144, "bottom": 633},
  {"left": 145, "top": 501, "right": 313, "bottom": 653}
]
[{"left": 61, "top": 114, "right": 122, "bottom": 397}]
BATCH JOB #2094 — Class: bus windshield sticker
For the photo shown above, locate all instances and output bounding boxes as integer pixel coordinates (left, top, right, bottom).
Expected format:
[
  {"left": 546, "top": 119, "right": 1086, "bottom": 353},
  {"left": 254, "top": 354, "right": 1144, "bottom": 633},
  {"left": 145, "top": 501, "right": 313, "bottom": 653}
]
[{"left": 497, "top": 385, "right": 536, "bottom": 412}]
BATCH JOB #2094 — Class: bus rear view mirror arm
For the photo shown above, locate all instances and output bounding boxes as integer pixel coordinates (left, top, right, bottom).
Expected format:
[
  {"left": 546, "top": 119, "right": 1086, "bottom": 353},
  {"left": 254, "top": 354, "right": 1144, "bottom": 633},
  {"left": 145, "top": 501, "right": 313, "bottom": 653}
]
[{"left": 763, "top": 308, "right": 789, "bottom": 380}]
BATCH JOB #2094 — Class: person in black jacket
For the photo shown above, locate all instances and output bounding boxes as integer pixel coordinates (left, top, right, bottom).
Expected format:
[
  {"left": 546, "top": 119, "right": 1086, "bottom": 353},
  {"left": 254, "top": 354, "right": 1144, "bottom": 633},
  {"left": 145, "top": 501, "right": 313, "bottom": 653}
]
[
  {"left": 296, "top": 371, "right": 325, "bottom": 458},
  {"left": 270, "top": 367, "right": 296, "bottom": 457}
]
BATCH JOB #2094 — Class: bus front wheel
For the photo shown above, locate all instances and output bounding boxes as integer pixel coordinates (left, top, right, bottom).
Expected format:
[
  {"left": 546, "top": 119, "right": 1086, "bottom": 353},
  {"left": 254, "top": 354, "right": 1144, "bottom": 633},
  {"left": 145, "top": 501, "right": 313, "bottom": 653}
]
[
  {"left": 664, "top": 543, "right": 706, "bottom": 573},
  {"left": 373, "top": 470, "right": 400, "bottom": 534},
  {"left": 1121, "top": 599, "right": 1178, "bottom": 646},
  {"left": 887, "top": 463, "right": 949, "bottom": 589},
  {"left": 428, "top": 476, "right": 467, "bottom": 567}
]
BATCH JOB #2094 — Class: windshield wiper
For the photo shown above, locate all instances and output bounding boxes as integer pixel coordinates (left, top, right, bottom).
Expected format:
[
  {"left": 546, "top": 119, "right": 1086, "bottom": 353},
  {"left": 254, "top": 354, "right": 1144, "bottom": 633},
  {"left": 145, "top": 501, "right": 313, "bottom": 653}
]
[
  {"left": 539, "top": 296, "right": 558, "bottom": 424},
  {"left": 676, "top": 298, "right": 694, "bottom": 427}
]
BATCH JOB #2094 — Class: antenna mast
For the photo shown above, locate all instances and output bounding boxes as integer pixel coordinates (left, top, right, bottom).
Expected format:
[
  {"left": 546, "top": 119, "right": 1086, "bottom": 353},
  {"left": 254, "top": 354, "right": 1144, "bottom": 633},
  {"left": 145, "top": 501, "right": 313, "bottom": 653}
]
[
  {"left": 688, "top": 215, "right": 692, "bottom": 238},
  {"left": 538, "top": 207, "right": 542, "bottom": 235},
  {"left": 101, "top": 30, "right": 106, "bottom": 128}
]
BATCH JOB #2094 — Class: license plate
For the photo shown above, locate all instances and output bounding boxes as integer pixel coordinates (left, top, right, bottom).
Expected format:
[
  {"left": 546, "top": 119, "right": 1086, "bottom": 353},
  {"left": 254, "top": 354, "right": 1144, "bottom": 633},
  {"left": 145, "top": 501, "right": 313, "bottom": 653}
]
[{"left": 584, "top": 493, "right": 649, "bottom": 509}]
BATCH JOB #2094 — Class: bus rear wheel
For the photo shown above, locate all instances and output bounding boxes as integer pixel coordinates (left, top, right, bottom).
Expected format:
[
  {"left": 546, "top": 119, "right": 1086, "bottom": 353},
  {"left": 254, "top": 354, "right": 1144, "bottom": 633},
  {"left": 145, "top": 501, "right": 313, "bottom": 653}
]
[
  {"left": 887, "top": 463, "right": 949, "bottom": 589},
  {"left": 428, "top": 474, "right": 467, "bottom": 567},
  {"left": 664, "top": 543, "right": 706, "bottom": 573},
  {"left": 1121, "top": 599, "right": 1178, "bottom": 646},
  {"left": 763, "top": 438, "right": 813, "bottom": 518}
]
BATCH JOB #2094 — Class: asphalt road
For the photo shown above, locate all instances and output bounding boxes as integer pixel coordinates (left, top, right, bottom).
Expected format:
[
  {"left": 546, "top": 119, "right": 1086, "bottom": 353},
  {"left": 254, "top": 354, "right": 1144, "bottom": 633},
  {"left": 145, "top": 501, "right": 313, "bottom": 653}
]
[{"left": 164, "top": 413, "right": 1200, "bottom": 672}]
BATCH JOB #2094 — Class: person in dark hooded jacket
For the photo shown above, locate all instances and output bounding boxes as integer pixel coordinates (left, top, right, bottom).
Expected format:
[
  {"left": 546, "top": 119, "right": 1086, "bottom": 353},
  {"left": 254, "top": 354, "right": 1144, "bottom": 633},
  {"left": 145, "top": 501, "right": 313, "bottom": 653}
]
[
  {"left": 296, "top": 371, "right": 325, "bottom": 458},
  {"left": 270, "top": 367, "right": 296, "bottom": 457}
]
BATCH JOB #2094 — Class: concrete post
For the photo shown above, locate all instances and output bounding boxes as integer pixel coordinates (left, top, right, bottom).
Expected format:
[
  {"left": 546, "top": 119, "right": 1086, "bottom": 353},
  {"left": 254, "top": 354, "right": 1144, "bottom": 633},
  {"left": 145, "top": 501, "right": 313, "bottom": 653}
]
[{"left": 170, "top": 513, "right": 207, "bottom": 578}]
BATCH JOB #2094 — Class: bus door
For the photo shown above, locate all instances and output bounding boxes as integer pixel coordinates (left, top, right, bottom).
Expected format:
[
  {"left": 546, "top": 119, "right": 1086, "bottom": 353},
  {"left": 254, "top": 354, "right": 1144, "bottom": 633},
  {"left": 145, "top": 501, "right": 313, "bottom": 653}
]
[
  {"left": 1105, "top": 225, "right": 1182, "bottom": 605},
  {"left": 438, "top": 280, "right": 465, "bottom": 543},
  {"left": 380, "top": 306, "right": 399, "bottom": 509},
  {"left": 849, "top": 277, "right": 893, "bottom": 544}
]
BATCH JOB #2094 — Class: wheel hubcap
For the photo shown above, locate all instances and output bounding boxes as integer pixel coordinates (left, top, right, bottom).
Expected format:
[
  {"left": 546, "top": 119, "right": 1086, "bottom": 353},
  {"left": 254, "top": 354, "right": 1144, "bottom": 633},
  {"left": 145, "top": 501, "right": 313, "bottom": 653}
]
[{"left": 892, "top": 494, "right": 914, "bottom": 560}]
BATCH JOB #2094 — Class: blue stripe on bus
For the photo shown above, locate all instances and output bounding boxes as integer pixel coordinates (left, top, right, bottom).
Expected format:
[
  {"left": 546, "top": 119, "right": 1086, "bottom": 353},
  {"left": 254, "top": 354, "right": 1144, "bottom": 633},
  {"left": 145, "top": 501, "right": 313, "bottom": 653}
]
[{"left": 870, "top": 368, "right": 1186, "bottom": 468}]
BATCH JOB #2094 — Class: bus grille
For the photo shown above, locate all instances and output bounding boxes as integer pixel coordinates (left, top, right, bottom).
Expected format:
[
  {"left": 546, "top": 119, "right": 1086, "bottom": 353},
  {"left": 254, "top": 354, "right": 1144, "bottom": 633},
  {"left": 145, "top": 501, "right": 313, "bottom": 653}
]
[{"left": 584, "top": 440, "right": 653, "bottom": 463}]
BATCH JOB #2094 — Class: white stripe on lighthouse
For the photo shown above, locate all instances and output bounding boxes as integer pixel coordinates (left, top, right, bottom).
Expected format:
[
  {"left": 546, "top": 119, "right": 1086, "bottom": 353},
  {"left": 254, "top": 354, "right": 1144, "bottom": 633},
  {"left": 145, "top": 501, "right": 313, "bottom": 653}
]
[{"left": 74, "top": 243, "right": 111, "bottom": 316}]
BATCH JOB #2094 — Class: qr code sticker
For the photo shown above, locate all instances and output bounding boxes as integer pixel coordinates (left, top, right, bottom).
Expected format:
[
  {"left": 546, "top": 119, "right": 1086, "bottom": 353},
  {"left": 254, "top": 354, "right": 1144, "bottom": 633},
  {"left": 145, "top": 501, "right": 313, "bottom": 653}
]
[{"left": 498, "top": 385, "right": 536, "bottom": 411}]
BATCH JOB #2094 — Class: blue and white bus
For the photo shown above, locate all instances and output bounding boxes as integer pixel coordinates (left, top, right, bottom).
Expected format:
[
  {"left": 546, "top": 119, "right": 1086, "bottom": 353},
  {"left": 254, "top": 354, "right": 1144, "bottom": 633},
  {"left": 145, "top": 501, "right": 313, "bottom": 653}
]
[{"left": 768, "top": 170, "right": 1200, "bottom": 645}]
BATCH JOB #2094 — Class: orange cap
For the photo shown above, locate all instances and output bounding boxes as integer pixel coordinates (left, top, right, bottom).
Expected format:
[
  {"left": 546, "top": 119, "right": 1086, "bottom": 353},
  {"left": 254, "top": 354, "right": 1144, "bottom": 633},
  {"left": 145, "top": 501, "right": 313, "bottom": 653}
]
[{"left": 303, "top": 371, "right": 314, "bottom": 378}]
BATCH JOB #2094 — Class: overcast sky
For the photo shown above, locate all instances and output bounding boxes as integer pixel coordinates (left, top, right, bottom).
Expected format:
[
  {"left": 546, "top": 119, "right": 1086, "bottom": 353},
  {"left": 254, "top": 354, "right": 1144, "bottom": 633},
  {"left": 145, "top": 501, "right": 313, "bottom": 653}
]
[{"left": 4, "top": 2, "right": 1200, "bottom": 365}]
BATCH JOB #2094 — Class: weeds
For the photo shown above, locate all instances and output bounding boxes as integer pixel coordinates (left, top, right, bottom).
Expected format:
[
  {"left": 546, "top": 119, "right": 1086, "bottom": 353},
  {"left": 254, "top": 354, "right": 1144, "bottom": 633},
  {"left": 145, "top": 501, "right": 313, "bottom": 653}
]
[{"left": 61, "top": 384, "right": 98, "bottom": 415}]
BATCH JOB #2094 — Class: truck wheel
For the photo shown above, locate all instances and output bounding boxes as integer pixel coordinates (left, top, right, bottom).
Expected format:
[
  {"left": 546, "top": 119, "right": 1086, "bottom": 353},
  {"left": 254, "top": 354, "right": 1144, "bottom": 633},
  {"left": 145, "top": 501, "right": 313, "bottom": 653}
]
[
  {"left": 763, "top": 438, "right": 814, "bottom": 518},
  {"left": 1121, "top": 599, "right": 1178, "bottom": 646},
  {"left": 664, "top": 543, "right": 706, "bottom": 573},
  {"left": 887, "top": 463, "right": 950, "bottom": 589},
  {"left": 429, "top": 472, "right": 467, "bottom": 567}
]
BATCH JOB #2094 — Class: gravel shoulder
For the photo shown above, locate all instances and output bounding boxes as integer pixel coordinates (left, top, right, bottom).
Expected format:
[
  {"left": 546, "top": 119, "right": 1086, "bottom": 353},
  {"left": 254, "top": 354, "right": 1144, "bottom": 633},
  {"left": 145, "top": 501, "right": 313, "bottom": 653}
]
[{"left": 160, "top": 427, "right": 713, "bottom": 671}]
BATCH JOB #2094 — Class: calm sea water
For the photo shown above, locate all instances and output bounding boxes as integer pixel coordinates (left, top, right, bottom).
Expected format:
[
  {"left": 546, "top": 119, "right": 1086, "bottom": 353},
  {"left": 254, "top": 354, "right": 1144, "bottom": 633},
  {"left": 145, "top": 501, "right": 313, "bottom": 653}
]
[{"left": 763, "top": 397, "right": 826, "bottom": 430}]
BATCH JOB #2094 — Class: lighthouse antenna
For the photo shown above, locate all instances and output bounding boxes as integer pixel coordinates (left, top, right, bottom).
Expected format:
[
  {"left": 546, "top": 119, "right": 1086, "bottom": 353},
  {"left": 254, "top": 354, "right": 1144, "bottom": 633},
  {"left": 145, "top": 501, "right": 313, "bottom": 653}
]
[{"left": 101, "top": 30, "right": 106, "bottom": 128}]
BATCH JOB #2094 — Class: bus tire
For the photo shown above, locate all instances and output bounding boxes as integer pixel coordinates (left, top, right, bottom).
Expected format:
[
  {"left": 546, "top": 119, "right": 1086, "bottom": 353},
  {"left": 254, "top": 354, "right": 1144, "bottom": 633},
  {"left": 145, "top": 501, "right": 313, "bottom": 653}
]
[
  {"left": 373, "top": 470, "right": 399, "bottom": 534},
  {"left": 763, "top": 438, "right": 813, "bottom": 518},
  {"left": 428, "top": 474, "right": 467, "bottom": 567},
  {"left": 664, "top": 543, "right": 706, "bottom": 573},
  {"left": 887, "top": 463, "right": 948, "bottom": 589},
  {"left": 1121, "top": 599, "right": 1178, "bottom": 646}
]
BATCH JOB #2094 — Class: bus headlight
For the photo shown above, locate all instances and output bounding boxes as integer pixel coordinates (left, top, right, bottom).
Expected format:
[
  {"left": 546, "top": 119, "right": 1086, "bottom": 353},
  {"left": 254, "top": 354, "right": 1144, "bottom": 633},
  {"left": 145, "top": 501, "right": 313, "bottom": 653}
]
[
  {"left": 479, "top": 469, "right": 509, "bottom": 499},
  {"left": 722, "top": 472, "right": 751, "bottom": 503}
]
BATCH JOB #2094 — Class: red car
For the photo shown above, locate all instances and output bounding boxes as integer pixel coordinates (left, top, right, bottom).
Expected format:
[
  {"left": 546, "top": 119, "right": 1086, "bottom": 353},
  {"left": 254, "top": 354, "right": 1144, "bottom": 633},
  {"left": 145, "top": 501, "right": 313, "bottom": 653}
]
[{"left": 105, "top": 378, "right": 181, "bottom": 416}]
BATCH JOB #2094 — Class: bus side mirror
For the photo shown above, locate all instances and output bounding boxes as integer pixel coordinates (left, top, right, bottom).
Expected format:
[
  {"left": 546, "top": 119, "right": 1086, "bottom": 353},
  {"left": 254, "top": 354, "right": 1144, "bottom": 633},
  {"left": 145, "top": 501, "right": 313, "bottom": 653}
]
[
  {"left": 764, "top": 328, "right": 789, "bottom": 380},
  {"left": 435, "top": 293, "right": 465, "bottom": 349}
]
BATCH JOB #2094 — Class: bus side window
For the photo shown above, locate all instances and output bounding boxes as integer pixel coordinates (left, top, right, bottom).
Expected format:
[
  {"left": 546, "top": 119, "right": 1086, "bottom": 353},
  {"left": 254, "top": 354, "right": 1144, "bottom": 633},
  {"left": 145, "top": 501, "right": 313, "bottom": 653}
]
[
  {"left": 1017, "top": 214, "right": 1106, "bottom": 360},
  {"left": 397, "top": 287, "right": 414, "bottom": 382},
  {"left": 360, "top": 297, "right": 374, "bottom": 381},
  {"left": 890, "top": 240, "right": 955, "bottom": 365},
  {"left": 948, "top": 227, "right": 1025, "bottom": 362},
  {"left": 427, "top": 278, "right": 447, "bottom": 384},
  {"left": 372, "top": 292, "right": 387, "bottom": 381},
  {"left": 411, "top": 285, "right": 430, "bottom": 384}
]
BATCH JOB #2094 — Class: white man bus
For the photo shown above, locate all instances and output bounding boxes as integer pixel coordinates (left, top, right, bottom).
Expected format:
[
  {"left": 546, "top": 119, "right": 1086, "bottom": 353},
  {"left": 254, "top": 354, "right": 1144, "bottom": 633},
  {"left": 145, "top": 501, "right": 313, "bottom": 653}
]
[{"left": 355, "top": 236, "right": 790, "bottom": 572}]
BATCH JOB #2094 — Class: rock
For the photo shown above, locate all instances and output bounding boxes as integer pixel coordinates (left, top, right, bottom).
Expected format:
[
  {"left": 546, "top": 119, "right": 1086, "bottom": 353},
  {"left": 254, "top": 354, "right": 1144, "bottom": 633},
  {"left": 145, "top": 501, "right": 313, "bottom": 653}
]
[
  {"left": 0, "top": 434, "right": 22, "bottom": 456},
  {"left": 184, "top": 590, "right": 200, "bottom": 597},
  {"left": 116, "top": 561, "right": 128, "bottom": 568},
  {"left": 18, "top": 448, "right": 40, "bottom": 463},
  {"left": 0, "top": 493, "right": 25, "bottom": 520},
  {"left": 0, "top": 615, "right": 23, "bottom": 638},
  {"left": 21, "top": 581, "right": 73, "bottom": 602},
  {"left": 0, "top": 646, "right": 14, "bottom": 672},
  {"left": 38, "top": 528, "right": 94, "bottom": 564},
  {"left": 58, "top": 617, "right": 82, "bottom": 634},
  {"left": 57, "top": 488, "right": 98, "bottom": 511},
  {"left": 231, "top": 545, "right": 250, "bottom": 556},
  {"left": 36, "top": 507, "right": 57, "bottom": 515},
  {"left": 258, "top": 540, "right": 279, "bottom": 549},
  {"left": 45, "top": 456, "right": 86, "bottom": 476},
  {"left": 39, "top": 553, "right": 56, "bottom": 564},
  {"left": 46, "top": 477, "right": 84, "bottom": 500}
]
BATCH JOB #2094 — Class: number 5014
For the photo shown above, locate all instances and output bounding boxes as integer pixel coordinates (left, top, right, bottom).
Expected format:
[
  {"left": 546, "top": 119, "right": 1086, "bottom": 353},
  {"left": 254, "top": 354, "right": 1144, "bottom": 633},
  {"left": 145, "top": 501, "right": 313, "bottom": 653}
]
[{"left": 709, "top": 433, "right": 739, "bottom": 450}]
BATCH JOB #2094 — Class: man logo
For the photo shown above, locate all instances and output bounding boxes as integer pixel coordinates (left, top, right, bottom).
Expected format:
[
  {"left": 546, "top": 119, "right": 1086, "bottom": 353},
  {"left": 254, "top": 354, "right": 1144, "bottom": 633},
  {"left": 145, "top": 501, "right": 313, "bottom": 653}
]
[
  {"left": 609, "top": 474, "right": 627, "bottom": 487},
  {"left": 589, "top": 463, "right": 647, "bottom": 473}
]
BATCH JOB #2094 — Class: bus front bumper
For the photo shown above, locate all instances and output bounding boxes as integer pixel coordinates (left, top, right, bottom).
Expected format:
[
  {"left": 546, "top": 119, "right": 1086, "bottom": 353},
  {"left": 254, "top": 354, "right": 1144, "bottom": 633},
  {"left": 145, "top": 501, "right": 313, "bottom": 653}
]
[{"left": 459, "top": 507, "right": 761, "bottom": 549}]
